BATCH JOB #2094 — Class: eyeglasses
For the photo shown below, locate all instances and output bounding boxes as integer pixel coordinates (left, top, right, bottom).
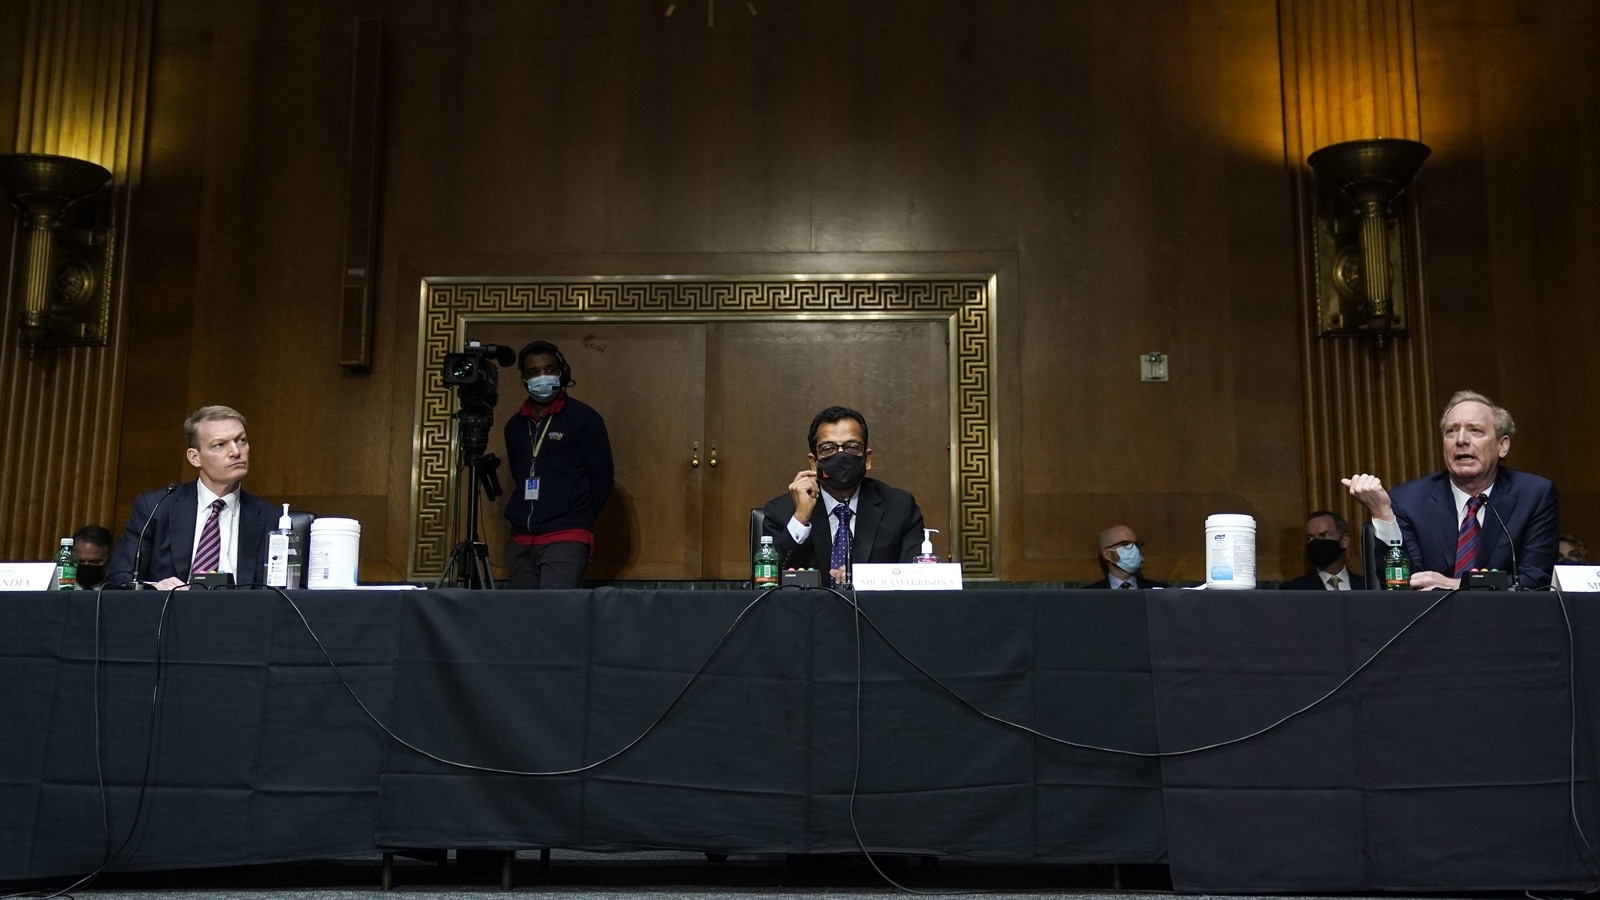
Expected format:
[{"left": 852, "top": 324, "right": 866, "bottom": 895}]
[
  {"left": 815, "top": 441, "right": 865, "bottom": 458},
  {"left": 1103, "top": 540, "right": 1145, "bottom": 551}
]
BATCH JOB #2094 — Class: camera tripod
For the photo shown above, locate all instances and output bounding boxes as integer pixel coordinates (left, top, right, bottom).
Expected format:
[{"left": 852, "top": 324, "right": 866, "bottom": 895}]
[{"left": 437, "top": 441, "right": 503, "bottom": 590}]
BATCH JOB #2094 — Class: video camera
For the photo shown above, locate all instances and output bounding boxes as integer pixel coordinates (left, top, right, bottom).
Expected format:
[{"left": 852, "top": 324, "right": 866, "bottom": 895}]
[{"left": 441, "top": 341, "right": 516, "bottom": 468}]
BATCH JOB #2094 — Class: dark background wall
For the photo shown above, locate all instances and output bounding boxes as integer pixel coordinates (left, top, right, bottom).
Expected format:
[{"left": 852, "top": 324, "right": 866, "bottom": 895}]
[{"left": 3, "top": 0, "right": 1595, "bottom": 583}]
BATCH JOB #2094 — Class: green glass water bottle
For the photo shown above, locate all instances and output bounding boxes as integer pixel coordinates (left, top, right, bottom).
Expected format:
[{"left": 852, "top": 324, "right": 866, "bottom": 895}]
[{"left": 1383, "top": 539, "right": 1411, "bottom": 590}]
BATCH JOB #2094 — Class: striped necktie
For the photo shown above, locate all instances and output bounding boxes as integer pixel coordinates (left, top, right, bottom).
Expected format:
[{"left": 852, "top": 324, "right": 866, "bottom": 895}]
[
  {"left": 1454, "top": 496, "right": 1482, "bottom": 578},
  {"left": 192, "top": 498, "right": 226, "bottom": 575}
]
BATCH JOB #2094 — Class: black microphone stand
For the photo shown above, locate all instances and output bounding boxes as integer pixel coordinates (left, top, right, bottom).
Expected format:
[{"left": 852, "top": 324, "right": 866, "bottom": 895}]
[
  {"left": 130, "top": 483, "right": 178, "bottom": 589},
  {"left": 1479, "top": 493, "right": 1520, "bottom": 591}
]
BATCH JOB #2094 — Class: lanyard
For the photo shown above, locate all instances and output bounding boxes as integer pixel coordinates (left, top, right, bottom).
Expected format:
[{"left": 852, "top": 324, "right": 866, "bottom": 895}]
[{"left": 527, "top": 414, "right": 554, "bottom": 474}]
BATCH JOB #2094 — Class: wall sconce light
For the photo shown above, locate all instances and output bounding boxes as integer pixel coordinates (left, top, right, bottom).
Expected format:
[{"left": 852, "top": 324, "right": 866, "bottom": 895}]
[
  {"left": 1306, "top": 138, "right": 1430, "bottom": 343},
  {"left": 0, "top": 153, "right": 115, "bottom": 351}
]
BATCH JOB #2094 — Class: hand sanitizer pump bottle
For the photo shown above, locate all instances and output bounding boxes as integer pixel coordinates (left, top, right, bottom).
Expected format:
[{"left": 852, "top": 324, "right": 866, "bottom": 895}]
[
  {"left": 915, "top": 528, "right": 940, "bottom": 564},
  {"left": 266, "top": 504, "right": 304, "bottom": 589}
]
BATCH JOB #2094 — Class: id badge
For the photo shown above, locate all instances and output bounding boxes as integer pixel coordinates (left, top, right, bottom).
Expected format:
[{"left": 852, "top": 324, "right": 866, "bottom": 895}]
[{"left": 524, "top": 475, "right": 540, "bottom": 501}]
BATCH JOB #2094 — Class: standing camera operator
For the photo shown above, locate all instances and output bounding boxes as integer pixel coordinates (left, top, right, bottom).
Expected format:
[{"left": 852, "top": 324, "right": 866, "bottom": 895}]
[{"left": 503, "top": 340, "right": 614, "bottom": 589}]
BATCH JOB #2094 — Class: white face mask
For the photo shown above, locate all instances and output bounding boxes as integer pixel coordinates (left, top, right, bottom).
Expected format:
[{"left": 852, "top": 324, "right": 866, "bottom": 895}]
[
  {"left": 526, "top": 375, "right": 561, "bottom": 402},
  {"left": 1114, "top": 544, "right": 1143, "bottom": 573}
]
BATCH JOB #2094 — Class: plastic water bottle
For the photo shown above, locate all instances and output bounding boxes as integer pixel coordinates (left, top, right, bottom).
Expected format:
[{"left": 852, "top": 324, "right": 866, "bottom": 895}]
[
  {"left": 753, "top": 536, "right": 778, "bottom": 590},
  {"left": 52, "top": 538, "right": 77, "bottom": 590},
  {"left": 265, "top": 503, "right": 303, "bottom": 589},
  {"left": 1384, "top": 539, "right": 1411, "bottom": 590}
]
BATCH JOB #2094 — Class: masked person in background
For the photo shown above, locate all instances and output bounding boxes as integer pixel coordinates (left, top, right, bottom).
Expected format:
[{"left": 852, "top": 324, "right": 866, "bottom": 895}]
[
  {"left": 502, "top": 340, "right": 614, "bottom": 590},
  {"left": 1087, "top": 525, "right": 1168, "bottom": 589},
  {"left": 762, "top": 406, "right": 926, "bottom": 587},
  {"left": 1280, "top": 510, "right": 1367, "bottom": 590},
  {"left": 71, "top": 525, "right": 114, "bottom": 589}
]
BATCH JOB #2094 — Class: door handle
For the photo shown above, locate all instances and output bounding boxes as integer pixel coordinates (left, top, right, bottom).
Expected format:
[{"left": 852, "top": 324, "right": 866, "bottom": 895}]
[
  {"left": 690, "top": 441, "right": 700, "bottom": 468},
  {"left": 708, "top": 441, "right": 718, "bottom": 468}
]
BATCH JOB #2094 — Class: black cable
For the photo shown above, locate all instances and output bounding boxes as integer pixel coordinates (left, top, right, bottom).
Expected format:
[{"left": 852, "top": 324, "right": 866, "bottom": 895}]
[
  {"left": 1546, "top": 582, "right": 1600, "bottom": 892},
  {"left": 838, "top": 586, "right": 1459, "bottom": 758},
  {"left": 263, "top": 584, "right": 783, "bottom": 777},
  {"left": 1, "top": 586, "right": 182, "bottom": 900}
]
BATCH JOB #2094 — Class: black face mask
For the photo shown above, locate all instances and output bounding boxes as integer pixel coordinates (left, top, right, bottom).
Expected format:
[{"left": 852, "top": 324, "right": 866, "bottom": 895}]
[
  {"left": 816, "top": 451, "right": 866, "bottom": 493},
  {"left": 1306, "top": 538, "right": 1344, "bottom": 569},
  {"left": 76, "top": 564, "right": 106, "bottom": 588}
]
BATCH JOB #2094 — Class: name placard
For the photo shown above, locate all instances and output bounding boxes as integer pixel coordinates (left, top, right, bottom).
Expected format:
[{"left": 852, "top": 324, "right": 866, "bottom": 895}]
[
  {"left": 1554, "top": 566, "right": 1600, "bottom": 592},
  {"left": 851, "top": 563, "right": 963, "bottom": 591},
  {"left": 0, "top": 563, "right": 57, "bottom": 592}
]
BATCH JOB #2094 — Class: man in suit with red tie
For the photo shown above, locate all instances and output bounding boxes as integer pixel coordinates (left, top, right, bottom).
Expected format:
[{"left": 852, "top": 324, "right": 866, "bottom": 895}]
[
  {"left": 1343, "top": 390, "right": 1559, "bottom": 590},
  {"left": 762, "top": 406, "right": 925, "bottom": 587},
  {"left": 107, "top": 406, "right": 279, "bottom": 589}
]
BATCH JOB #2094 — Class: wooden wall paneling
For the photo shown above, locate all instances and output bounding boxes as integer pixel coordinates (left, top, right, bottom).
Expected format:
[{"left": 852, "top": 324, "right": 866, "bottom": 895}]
[
  {"left": 1012, "top": 0, "right": 1303, "bottom": 583},
  {"left": 1280, "top": 0, "right": 1437, "bottom": 575},
  {"left": 0, "top": 0, "right": 151, "bottom": 559},
  {"left": 1413, "top": 0, "right": 1600, "bottom": 554}
]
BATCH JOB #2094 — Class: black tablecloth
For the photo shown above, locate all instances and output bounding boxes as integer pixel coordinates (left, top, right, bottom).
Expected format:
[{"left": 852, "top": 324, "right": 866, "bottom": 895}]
[{"left": 3, "top": 587, "right": 1597, "bottom": 892}]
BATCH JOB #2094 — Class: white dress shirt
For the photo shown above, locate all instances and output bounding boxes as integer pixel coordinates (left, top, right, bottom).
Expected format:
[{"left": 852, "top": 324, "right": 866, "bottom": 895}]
[
  {"left": 191, "top": 482, "right": 242, "bottom": 575},
  {"left": 788, "top": 490, "right": 860, "bottom": 546}
]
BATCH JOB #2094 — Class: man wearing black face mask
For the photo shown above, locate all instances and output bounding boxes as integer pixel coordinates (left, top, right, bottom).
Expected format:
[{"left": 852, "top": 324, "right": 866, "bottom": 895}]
[
  {"left": 72, "top": 524, "right": 114, "bottom": 589},
  {"left": 1280, "top": 510, "right": 1367, "bottom": 590},
  {"left": 761, "top": 406, "right": 926, "bottom": 586}
]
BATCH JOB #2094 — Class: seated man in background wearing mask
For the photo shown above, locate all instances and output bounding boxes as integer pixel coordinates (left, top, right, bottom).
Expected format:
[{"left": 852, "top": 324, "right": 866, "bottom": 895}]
[
  {"left": 1280, "top": 510, "right": 1367, "bottom": 590},
  {"left": 762, "top": 406, "right": 925, "bottom": 587},
  {"left": 503, "top": 340, "right": 614, "bottom": 590},
  {"left": 72, "top": 524, "right": 114, "bottom": 589},
  {"left": 1087, "top": 525, "right": 1167, "bottom": 589}
]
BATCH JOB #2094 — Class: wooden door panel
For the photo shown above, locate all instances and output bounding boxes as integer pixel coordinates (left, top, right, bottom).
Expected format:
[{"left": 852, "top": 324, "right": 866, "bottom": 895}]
[
  {"left": 705, "top": 320, "right": 952, "bottom": 579},
  {"left": 471, "top": 322, "right": 707, "bottom": 580}
]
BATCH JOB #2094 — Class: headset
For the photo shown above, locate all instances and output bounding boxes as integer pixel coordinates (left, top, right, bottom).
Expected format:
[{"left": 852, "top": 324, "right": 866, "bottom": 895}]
[{"left": 516, "top": 340, "right": 574, "bottom": 387}]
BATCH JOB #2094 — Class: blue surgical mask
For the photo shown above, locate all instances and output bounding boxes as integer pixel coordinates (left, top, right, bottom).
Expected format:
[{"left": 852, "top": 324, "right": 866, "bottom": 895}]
[
  {"left": 1115, "top": 544, "right": 1143, "bottom": 572},
  {"left": 526, "top": 375, "right": 561, "bottom": 402}
]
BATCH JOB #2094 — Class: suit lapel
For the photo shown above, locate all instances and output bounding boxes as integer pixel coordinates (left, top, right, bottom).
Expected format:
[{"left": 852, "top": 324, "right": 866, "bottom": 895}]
[
  {"left": 1477, "top": 471, "right": 1517, "bottom": 569},
  {"left": 1427, "top": 479, "right": 1456, "bottom": 574},
  {"left": 171, "top": 482, "right": 199, "bottom": 578},
  {"left": 852, "top": 480, "right": 884, "bottom": 564}
]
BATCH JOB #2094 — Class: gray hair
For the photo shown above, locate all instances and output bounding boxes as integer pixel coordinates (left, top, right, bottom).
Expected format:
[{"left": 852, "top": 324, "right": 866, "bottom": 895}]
[
  {"left": 1439, "top": 390, "right": 1514, "bottom": 439},
  {"left": 184, "top": 405, "right": 247, "bottom": 449}
]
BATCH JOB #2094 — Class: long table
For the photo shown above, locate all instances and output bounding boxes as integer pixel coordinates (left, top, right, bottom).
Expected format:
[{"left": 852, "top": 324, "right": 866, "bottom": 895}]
[{"left": 2, "top": 587, "right": 1596, "bottom": 892}]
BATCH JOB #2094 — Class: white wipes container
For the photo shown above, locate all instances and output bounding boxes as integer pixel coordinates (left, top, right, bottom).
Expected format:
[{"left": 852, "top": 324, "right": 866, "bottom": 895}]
[
  {"left": 1204, "top": 513, "right": 1256, "bottom": 590},
  {"left": 306, "top": 517, "right": 361, "bottom": 589}
]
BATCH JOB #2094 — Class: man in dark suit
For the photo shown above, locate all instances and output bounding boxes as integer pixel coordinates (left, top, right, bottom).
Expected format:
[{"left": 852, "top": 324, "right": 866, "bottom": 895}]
[
  {"left": 1344, "top": 390, "right": 1559, "bottom": 589},
  {"left": 761, "top": 406, "right": 925, "bottom": 586},
  {"left": 108, "top": 405, "right": 279, "bottom": 589},
  {"left": 1085, "top": 525, "right": 1168, "bottom": 589},
  {"left": 1280, "top": 510, "right": 1368, "bottom": 590}
]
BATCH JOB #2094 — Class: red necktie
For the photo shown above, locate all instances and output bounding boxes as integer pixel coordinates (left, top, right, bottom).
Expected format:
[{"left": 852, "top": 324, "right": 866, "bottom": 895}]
[
  {"left": 1453, "top": 496, "right": 1482, "bottom": 578},
  {"left": 192, "top": 498, "right": 226, "bottom": 575}
]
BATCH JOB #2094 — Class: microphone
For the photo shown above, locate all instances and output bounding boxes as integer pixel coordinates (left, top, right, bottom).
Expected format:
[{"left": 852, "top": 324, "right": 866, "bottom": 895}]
[
  {"left": 130, "top": 483, "right": 178, "bottom": 590},
  {"left": 1477, "top": 493, "right": 1520, "bottom": 591}
]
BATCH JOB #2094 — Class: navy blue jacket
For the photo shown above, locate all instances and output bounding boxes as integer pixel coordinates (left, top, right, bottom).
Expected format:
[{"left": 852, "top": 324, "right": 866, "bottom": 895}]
[
  {"left": 1390, "top": 467, "right": 1559, "bottom": 588},
  {"left": 503, "top": 393, "right": 614, "bottom": 537},
  {"left": 107, "top": 480, "right": 279, "bottom": 585}
]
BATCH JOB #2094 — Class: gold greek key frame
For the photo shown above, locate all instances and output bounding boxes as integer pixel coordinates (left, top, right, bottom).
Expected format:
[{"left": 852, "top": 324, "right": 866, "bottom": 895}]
[{"left": 409, "top": 276, "right": 998, "bottom": 580}]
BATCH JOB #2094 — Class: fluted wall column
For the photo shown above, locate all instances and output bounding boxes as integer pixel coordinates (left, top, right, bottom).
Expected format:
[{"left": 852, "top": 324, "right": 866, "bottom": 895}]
[
  {"left": 0, "top": 0, "right": 152, "bottom": 558},
  {"left": 1280, "top": 0, "right": 1436, "bottom": 538}
]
